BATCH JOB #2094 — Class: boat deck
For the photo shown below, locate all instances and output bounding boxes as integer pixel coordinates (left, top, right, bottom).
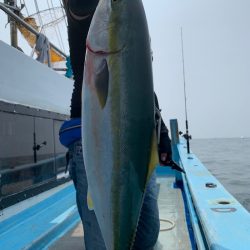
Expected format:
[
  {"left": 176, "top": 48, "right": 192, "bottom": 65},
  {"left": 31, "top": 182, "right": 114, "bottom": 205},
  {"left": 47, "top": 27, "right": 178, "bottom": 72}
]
[
  {"left": 155, "top": 177, "right": 191, "bottom": 250},
  {"left": 0, "top": 171, "right": 192, "bottom": 249},
  {"left": 49, "top": 222, "right": 84, "bottom": 250},
  {"left": 2, "top": 122, "right": 250, "bottom": 249},
  {"left": 49, "top": 176, "right": 192, "bottom": 250}
]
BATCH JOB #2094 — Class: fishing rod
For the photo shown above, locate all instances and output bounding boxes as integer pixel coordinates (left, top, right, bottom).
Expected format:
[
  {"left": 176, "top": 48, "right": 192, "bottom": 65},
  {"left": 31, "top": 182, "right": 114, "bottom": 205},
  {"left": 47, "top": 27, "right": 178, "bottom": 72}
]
[{"left": 180, "top": 28, "right": 191, "bottom": 154}]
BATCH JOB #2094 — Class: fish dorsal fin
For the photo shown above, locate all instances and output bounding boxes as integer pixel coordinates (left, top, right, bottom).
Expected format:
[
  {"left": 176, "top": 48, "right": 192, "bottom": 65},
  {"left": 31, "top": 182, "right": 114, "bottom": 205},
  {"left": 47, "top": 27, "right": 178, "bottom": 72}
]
[{"left": 95, "top": 59, "right": 109, "bottom": 108}]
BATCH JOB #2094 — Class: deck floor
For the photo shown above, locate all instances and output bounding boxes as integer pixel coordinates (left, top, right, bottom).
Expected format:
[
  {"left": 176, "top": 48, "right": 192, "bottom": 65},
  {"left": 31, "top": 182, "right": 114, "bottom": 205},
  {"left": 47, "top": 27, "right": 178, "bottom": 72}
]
[
  {"left": 155, "top": 177, "right": 192, "bottom": 250},
  {"left": 49, "top": 177, "right": 191, "bottom": 250},
  {"left": 49, "top": 222, "right": 84, "bottom": 250}
]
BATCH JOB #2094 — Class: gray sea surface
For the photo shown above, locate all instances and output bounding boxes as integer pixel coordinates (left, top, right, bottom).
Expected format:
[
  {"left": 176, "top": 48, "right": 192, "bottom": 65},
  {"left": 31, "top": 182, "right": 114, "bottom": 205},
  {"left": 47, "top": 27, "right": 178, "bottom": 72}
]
[{"left": 191, "top": 138, "right": 250, "bottom": 212}]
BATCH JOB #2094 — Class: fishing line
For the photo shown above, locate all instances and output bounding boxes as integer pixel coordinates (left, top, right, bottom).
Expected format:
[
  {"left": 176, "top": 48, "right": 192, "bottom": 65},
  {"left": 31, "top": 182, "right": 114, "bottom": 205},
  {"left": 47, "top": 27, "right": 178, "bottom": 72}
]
[{"left": 181, "top": 27, "right": 191, "bottom": 154}]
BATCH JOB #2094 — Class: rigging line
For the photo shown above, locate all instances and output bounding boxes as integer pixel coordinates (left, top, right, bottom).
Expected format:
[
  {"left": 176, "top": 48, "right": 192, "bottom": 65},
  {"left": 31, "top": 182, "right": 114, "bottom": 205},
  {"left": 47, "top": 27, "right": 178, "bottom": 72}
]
[
  {"left": 23, "top": 0, "right": 29, "bottom": 16},
  {"left": 50, "top": 0, "right": 65, "bottom": 52},
  {"left": 33, "top": 0, "right": 46, "bottom": 35},
  {"left": 56, "top": 19, "right": 66, "bottom": 53},
  {"left": 60, "top": 0, "right": 68, "bottom": 27},
  {"left": 46, "top": 0, "right": 64, "bottom": 51},
  {"left": 53, "top": 7, "right": 66, "bottom": 53},
  {"left": 50, "top": 0, "right": 66, "bottom": 53},
  {"left": 46, "top": 1, "right": 59, "bottom": 49},
  {"left": 180, "top": 27, "right": 190, "bottom": 154},
  {"left": 21, "top": 0, "right": 29, "bottom": 16}
]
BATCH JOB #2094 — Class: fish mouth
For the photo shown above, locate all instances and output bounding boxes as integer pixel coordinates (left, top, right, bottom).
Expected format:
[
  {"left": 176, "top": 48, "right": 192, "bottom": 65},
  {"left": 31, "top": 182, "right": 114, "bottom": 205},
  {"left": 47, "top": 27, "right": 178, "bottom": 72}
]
[{"left": 86, "top": 42, "right": 124, "bottom": 55}]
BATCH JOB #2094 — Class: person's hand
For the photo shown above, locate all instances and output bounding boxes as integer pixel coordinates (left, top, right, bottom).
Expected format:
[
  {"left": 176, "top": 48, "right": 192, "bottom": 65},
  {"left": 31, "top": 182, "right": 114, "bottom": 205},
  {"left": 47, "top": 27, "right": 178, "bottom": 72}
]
[{"left": 159, "top": 153, "right": 171, "bottom": 166}]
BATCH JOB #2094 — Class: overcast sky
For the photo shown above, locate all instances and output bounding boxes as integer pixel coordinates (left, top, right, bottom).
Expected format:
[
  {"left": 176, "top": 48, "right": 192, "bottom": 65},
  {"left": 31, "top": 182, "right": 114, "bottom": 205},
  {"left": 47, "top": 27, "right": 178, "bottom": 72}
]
[
  {"left": 143, "top": 0, "right": 250, "bottom": 138},
  {"left": 1, "top": 0, "right": 250, "bottom": 138}
]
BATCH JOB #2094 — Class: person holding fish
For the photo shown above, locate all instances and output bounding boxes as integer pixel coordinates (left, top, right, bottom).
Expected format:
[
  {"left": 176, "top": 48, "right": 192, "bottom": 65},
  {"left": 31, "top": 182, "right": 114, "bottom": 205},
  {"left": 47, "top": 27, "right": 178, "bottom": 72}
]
[{"left": 60, "top": 1, "right": 172, "bottom": 249}]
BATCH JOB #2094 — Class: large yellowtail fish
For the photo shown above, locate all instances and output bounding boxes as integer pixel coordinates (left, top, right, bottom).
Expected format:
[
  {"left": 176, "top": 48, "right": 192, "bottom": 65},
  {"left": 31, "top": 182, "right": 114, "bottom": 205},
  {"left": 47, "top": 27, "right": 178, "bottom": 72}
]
[{"left": 82, "top": 0, "right": 159, "bottom": 249}]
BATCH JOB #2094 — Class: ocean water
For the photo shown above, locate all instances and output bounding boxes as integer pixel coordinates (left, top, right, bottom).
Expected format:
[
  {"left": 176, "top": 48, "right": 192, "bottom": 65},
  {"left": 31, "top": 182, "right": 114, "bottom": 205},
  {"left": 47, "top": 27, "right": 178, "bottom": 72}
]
[{"left": 191, "top": 138, "right": 250, "bottom": 212}]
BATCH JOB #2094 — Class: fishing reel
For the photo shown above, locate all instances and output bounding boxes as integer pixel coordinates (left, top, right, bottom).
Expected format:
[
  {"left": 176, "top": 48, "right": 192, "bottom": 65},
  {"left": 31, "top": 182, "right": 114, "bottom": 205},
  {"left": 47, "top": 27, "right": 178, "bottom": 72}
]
[
  {"left": 179, "top": 131, "right": 192, "bottom": 140},
  {"left": 33, "top": 141, "right": 47, "bottom": 151}
]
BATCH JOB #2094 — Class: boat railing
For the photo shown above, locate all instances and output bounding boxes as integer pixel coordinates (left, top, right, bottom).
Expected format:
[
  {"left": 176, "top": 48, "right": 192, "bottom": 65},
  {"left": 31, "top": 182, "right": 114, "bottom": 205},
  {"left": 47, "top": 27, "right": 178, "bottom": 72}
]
[
  {"left": 0, "top": 2, "right": 68, "bottom": 68},
  {"left": 170, "top": 118, "right": 250, "bottom": 249}
]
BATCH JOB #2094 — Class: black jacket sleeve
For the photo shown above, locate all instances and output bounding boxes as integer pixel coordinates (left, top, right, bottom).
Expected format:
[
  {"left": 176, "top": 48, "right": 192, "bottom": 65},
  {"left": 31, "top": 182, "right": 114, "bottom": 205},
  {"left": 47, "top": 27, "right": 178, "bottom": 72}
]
[
  {"left": 154, "top": 93, "right": 172, "bottom": 158},
  {"left": 63, "top": 0, "right": 98, "bottom": 118}
]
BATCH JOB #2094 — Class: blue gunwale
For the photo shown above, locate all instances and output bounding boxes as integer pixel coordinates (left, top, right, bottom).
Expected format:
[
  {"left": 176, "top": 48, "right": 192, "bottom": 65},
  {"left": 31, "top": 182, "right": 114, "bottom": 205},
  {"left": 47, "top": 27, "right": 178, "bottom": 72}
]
[{"left": 177, "top": 140, "right": 250, "bottom": 250}]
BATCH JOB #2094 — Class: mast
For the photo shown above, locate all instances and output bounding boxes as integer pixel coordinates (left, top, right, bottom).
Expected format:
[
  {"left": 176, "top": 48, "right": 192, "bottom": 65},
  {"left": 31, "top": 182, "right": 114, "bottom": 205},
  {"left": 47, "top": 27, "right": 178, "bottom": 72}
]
[{"left": 5, "top": 0, "right": 18, "bottom": 48}]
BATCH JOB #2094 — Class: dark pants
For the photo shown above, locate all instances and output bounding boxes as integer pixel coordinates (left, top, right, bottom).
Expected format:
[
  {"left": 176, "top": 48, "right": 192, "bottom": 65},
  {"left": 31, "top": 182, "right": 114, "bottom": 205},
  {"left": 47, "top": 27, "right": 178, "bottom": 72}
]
[{"left": 69, "top": 140, "right": 159, "bottom": 250}]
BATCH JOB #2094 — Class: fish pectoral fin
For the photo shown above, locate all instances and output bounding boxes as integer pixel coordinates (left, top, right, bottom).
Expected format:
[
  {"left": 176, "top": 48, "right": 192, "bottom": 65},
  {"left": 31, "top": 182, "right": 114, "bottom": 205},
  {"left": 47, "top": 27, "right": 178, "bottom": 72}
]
[
  {"left": 95, "top": 59, "right": 109, "bottom": 108},
  {"left": 87, "top": 191, "right": 94, "bottom": 211},
  {"left": 147, "top": 131, "right": 159, "bottom": 182}
]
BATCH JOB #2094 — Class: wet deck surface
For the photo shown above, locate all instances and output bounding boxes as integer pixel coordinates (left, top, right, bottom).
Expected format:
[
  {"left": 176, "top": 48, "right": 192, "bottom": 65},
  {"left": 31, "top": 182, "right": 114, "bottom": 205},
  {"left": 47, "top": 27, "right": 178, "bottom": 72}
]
[{"left": 49, "top": 177, "right": 191, "bottom": 250}]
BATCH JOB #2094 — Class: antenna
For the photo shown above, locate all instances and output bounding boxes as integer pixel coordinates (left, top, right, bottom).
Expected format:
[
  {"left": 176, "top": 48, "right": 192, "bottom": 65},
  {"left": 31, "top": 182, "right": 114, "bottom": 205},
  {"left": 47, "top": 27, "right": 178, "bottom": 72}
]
[{"left": 180, "top": 27, "right": 191, "bottom": 154}]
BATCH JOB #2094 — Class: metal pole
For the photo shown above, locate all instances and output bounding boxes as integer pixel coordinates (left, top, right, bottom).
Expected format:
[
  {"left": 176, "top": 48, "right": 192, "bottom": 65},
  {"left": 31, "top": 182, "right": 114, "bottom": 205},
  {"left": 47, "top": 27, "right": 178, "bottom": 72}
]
[
  {"left": 10, "top": 1, "right": 18, "bottom": 48},
  {"left": 0, "top": 2, "right": 67, "bottom": 58},
  {"left": 4, "top": 0, "right": 18, "bottom": 48},
  {"left": 33, "top": 132, "right": 37, "bottom": 163}
]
